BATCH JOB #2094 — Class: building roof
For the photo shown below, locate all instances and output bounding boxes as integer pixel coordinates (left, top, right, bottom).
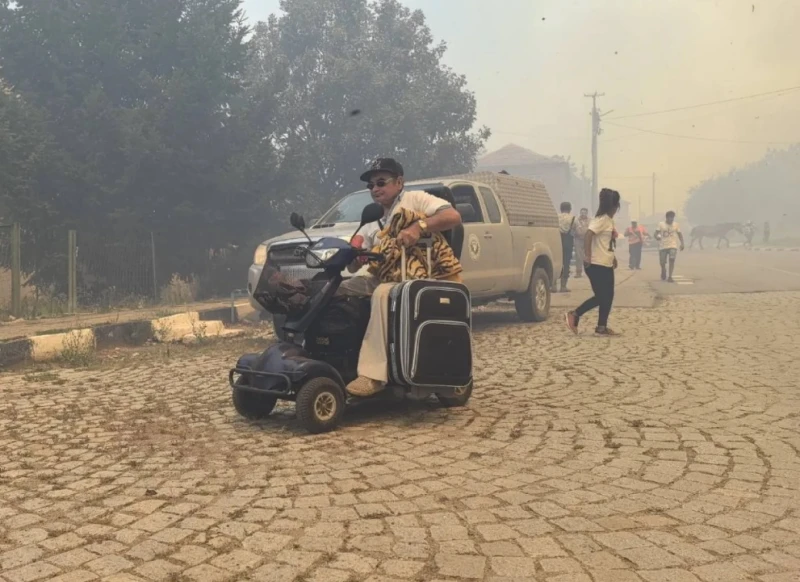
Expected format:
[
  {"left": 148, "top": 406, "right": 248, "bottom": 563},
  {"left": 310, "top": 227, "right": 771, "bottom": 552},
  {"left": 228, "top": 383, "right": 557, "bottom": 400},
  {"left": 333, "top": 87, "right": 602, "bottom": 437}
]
[{"left": 477, "top": 144, "right": 563, "bottom": 168}]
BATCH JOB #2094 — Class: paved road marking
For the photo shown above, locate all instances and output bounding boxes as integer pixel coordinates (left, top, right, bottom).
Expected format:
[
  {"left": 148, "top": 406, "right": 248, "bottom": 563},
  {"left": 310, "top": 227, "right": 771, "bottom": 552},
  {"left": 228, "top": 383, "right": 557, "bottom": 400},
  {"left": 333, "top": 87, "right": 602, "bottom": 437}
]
[
  {"left": 671, "top": 275, "right": 694, "bottom": 285},
  {"left": 713, "top": 254, "right": 800, "bottom": 278}
]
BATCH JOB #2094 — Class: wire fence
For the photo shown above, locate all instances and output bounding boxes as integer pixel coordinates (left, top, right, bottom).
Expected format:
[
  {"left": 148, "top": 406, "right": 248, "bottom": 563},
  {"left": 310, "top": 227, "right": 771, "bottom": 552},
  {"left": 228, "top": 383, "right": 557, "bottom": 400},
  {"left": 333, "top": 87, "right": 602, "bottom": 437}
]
[
  {"left": 0, "top": 225, "right": 12, "bottom": 315},
  {"left": 0, "top": 225, "right": 250, "bottom": 320},
  {"left": 76, "top": 233, "right": 158, "bottom": 310}
]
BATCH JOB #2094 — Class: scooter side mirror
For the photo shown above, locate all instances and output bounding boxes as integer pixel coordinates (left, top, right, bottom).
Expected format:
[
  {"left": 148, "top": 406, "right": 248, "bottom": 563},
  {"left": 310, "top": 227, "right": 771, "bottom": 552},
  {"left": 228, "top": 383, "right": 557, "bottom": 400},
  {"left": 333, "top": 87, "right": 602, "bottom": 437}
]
[
  {"left": 360, "top": 203, "right": 384, "bottom": 227},
  {"left": 290, "top": 212, "right": 306, "bottom": 231}
]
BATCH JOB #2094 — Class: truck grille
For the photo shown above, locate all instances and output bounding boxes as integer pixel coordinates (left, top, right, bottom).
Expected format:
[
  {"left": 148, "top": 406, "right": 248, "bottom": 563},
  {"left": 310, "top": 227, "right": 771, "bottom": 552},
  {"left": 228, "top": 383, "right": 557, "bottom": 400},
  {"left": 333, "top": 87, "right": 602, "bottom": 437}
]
[{"left": 268, "top": 243, "right": 309, "bottom": 267}]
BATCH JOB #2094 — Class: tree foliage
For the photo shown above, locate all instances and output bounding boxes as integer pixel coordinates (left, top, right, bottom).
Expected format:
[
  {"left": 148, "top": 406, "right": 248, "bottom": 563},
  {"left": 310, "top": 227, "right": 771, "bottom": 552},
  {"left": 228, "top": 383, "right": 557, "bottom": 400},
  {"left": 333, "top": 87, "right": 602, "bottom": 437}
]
[
  {"left": 0, "top": 0, "right": 488, "bottom": 297},
  {"left": 251, "top": 0, "right": 489, "bottom": 215},
  {"left": 685, "top": 145, "right": 800, "bottom": 226}
]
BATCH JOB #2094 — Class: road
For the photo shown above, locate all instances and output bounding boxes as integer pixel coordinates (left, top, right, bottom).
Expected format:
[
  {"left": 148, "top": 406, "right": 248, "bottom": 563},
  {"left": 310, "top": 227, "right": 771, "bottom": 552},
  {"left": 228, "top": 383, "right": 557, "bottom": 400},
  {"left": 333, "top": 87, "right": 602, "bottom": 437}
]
[
  {"left": 1, "top": 251, "right": 799, "bottom": 582},
  {"left": 645, "top": 247, "right": 800, "bottom": 295}
]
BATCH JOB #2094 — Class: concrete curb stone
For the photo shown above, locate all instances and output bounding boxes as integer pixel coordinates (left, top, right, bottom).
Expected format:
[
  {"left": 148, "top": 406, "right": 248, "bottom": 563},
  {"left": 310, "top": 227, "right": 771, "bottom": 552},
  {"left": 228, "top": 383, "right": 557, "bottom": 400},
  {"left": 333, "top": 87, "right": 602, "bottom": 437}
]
[{"left": 0, "top": 303, "right": 259, "bottom": 369}]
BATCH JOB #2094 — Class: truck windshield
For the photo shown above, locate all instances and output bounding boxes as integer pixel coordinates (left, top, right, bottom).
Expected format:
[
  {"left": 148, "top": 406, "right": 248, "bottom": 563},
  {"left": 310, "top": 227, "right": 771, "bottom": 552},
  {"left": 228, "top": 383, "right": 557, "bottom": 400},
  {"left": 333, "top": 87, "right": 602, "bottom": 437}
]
[
  {"left": 313, "top": 190, "right": 372, "bottom": 226},
  {"left": 313, "top": 183, "right": 443, "bottom": 227}
]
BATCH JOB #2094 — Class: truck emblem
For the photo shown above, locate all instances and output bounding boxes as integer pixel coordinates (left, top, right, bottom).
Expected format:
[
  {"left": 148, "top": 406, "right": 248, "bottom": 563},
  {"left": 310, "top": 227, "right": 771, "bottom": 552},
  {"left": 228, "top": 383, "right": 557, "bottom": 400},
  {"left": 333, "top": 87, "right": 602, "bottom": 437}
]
[
  {"left": 468, "top": 234, "right": 481, "bottom": 260},
  {"left": 293, "top": 246, "right": 305, "bottom": 257}
]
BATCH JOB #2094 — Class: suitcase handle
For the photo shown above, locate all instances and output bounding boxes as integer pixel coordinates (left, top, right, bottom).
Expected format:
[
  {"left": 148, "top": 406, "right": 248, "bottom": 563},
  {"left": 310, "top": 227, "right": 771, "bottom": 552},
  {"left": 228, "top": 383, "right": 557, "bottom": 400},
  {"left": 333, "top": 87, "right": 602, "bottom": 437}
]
[{"left": 400, "top": 244, "right": 432, "bottom": 281}]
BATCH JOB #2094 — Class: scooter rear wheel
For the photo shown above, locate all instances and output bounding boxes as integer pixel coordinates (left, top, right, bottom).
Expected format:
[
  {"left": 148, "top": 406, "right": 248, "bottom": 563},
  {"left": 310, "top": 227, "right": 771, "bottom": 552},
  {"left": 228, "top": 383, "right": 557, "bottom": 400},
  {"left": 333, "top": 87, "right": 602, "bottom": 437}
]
[
  {"left": 232, "top": 377, "right": 278, "bottom": 420},
  {"left": 296, "top": 377, "right": 345, "bottom": 434}
]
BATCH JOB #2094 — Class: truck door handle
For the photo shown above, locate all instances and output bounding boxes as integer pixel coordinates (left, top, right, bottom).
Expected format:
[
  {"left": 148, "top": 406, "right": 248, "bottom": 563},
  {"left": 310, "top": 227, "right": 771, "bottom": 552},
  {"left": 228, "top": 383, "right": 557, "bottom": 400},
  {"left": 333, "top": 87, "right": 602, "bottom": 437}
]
[{"left": 484, "top": 233, "right": 493, "bottom": 239}]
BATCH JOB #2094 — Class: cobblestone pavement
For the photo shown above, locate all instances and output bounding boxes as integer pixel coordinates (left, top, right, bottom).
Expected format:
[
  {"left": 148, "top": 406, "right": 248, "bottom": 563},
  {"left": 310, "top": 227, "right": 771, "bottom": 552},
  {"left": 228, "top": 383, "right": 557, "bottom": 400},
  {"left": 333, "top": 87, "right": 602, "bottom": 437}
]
[{"left": 1, "top": 292, "right": 799, "bottom": 582}]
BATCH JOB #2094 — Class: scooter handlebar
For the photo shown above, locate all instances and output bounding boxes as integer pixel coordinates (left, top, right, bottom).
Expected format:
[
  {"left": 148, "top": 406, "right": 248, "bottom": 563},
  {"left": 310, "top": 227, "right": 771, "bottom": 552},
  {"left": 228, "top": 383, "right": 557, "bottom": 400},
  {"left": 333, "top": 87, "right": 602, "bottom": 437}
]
[{"left": 362, "top": 252, "right": 384, "bottom": 262}]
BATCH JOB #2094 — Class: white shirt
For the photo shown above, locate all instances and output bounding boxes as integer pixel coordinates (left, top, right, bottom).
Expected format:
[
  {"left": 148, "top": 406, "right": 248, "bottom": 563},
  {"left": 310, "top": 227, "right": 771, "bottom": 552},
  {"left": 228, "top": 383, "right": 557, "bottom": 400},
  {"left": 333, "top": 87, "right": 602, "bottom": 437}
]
[
  {"left": 657, "top": 221, "right": 681, "bottom": 250},
  {"left": 588, "top": 214, "right": 616, "bottom": 267},
  {"left": 558, "top": 213, "right": 576, "bottom": 235},
  {"left": 360, "top": 189, "right": 452, "bottom": 250}
]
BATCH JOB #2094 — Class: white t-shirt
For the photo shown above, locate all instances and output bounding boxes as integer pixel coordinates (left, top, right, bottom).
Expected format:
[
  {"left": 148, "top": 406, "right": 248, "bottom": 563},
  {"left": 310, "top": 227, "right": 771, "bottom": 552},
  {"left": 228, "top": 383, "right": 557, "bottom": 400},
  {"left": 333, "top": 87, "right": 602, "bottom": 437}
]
[
  {"left": 360, "top": 189, "right": 452, "bottom": 250},
  {"left": 588, "top": 215, "right": 617, "bottom": 267},
  {"left": 558, "top": 213, "right": 576, "bottom": 235},
  {"left": 657, "top": 221, "right": 681, "bottom": 250}
]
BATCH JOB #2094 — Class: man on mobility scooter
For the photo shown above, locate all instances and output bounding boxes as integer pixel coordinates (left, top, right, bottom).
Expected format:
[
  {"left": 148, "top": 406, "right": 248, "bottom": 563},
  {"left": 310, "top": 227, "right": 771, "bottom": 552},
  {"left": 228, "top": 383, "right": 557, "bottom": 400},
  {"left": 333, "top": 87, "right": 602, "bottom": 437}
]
[
  {"left": 230, "top": 158, "right": 472, "bottom": 433},
  {"left": 342, "top": 158, "right": 464, "bottom": 397}
]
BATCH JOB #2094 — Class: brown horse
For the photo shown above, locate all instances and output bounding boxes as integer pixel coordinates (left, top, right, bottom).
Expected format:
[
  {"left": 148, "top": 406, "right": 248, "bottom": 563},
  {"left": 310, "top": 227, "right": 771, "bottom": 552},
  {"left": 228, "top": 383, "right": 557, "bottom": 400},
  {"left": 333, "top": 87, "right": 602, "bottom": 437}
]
[{"left": 689, "top": 222, "right": 743, "bottom": 250}]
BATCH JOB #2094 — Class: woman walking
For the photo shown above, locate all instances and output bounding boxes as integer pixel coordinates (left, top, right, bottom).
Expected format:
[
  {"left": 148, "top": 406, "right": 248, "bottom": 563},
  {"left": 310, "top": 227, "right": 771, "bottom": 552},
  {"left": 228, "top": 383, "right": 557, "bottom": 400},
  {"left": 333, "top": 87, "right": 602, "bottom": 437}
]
[{"left": 565, "top": 188, "right": 620, "bottom": 336}]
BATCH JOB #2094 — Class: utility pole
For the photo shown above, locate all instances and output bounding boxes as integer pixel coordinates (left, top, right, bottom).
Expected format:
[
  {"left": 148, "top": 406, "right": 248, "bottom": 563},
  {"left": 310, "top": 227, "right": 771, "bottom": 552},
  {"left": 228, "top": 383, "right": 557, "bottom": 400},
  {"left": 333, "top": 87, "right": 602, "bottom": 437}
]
[
  {"left": 584, "top": 92, "right": 605, "bottom": 214},
  {"left": 651, "top": 172, "right": 656, "bottom": 217},
  {"left": 580, "top": 164, "right": 587, "bottom": 210}
]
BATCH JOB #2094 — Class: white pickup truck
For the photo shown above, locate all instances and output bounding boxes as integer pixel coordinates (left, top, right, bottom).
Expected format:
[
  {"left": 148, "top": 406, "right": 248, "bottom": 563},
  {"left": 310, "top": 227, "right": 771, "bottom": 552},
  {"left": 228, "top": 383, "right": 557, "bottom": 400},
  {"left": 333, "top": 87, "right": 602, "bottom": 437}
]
[{"left": 249, "top": 172, "right": 563, "bottom": 334}]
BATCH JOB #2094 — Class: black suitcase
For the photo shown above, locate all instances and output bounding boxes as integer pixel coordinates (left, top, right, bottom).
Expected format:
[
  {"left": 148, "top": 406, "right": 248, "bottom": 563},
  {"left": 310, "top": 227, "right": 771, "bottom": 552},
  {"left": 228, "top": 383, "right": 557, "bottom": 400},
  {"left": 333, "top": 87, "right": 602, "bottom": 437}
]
[{"left": 388, "top": 246, "right": 473, "bottom": 388}]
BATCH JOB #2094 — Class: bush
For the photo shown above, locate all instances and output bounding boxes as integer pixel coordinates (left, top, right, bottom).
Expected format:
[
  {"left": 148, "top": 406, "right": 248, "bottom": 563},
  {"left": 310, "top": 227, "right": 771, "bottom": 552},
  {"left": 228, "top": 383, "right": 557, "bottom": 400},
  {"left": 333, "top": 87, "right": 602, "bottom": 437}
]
[{"left": 160, "top": 273, "right": 200, "bottom": 305}]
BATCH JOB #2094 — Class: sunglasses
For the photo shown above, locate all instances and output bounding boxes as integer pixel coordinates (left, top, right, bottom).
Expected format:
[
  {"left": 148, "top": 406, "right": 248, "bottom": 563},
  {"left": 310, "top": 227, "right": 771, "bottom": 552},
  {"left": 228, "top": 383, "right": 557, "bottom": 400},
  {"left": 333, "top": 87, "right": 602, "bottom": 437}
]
[{"left": 366, "top": 177, "right": 395, "bottom": 190}]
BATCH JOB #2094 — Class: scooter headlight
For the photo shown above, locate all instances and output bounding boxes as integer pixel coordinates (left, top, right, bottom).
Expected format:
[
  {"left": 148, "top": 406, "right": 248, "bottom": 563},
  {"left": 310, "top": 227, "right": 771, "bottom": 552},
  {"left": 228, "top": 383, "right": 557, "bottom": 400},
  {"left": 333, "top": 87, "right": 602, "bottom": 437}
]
[{"left": 305, "top": 247, "right": 340, "bottom": 267}]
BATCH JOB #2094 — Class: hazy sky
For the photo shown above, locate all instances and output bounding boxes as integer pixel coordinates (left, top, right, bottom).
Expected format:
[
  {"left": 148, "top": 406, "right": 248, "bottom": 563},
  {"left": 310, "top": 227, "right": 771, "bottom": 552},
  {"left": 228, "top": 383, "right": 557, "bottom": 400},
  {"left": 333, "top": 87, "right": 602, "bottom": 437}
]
[{"left": 242, "top": 0, "right": 800, "bottom": 217}]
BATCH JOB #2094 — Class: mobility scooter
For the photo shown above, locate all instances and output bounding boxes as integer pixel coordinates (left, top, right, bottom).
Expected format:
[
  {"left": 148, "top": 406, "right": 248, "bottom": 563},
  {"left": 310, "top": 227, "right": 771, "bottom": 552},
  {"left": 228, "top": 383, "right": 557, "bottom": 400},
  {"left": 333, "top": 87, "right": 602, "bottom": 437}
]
[{"left": 229, "top": 201, "right": 473, "bottom": 434}]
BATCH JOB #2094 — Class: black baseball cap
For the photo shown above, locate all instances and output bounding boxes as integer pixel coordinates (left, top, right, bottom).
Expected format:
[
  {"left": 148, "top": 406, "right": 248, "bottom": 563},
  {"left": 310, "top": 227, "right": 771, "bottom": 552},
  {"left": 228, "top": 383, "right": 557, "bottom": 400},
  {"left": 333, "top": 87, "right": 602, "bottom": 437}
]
[{"left": 360, "top": 158, "right": 404, "bottom": 182}]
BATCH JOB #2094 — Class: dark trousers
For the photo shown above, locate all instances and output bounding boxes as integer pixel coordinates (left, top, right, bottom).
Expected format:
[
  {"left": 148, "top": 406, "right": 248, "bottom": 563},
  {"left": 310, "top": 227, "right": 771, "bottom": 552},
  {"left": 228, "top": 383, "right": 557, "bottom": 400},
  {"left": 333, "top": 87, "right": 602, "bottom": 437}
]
[
  {"left": 575, "top": 264, "right": 615, "bottom": 327},
  {"left": 629, "top": 243, "right": 642, "bottom": 269},
  {"left": 560, "top": 233, "right": 574, "bottom": 287}
]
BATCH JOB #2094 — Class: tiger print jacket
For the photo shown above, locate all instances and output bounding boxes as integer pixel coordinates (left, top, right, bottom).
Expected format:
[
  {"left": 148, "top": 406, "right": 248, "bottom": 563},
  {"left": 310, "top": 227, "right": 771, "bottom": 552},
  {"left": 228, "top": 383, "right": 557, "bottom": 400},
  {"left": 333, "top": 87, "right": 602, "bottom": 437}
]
[{"left": 367, "top": 208, "right": 464, "bottom": 283}]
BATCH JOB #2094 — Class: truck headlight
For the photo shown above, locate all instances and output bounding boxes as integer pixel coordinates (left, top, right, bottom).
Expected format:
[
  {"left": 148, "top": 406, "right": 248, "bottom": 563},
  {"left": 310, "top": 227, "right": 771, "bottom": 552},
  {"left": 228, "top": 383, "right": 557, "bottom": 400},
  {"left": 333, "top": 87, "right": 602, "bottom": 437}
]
[{"left": 254, "top": 243, "right": 268, "bottom": 266}]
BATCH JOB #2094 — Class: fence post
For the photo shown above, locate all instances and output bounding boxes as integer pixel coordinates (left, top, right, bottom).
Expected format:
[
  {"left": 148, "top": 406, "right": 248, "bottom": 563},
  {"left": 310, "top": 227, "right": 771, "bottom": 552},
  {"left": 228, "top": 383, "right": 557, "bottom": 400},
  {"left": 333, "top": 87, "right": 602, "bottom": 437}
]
[
  {"left": 10, "top": 223, "right": 21, "bottom": 318},
  {"left": 67, "top": 230, "right": 77, "bottom": 313},
  {"left": 150, "top": 231, "right": 158, "bottom": 302}
]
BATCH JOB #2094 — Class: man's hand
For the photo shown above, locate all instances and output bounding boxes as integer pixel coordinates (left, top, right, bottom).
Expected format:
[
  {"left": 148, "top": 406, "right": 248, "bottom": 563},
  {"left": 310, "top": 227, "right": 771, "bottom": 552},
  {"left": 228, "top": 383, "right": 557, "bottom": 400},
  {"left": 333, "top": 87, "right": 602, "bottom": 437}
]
[
  {"left": 680, "top": 244, "right": 685, "bottom": 251},
  {"left": 397, "top": 223, "right": 421, "bottom": 248},
  {"left": 613, "top": 257, "right": 618, "bottom": 270},
  {"left": 346, "top": 255, "right": 368, "bottom": 273}
]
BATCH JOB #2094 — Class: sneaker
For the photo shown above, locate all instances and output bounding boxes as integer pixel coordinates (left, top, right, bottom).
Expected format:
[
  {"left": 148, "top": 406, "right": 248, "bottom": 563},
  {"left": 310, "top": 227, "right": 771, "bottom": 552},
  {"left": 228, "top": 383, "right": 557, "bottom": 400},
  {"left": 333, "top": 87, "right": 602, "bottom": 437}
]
[
  {"left": 660, "top": 270, "right": 667, "bottom": 281},
  {"left": 346, "top": 376, "right": 386, "bottom": 397},
  {"left": 668, "top": 277, "right": 675, "bottom": 283},
  {"left": 595, "top": 326, "right": 619, "bottom": 336},
  {"left": 565, "top": 311, "right": 579, "bottom": 335}
]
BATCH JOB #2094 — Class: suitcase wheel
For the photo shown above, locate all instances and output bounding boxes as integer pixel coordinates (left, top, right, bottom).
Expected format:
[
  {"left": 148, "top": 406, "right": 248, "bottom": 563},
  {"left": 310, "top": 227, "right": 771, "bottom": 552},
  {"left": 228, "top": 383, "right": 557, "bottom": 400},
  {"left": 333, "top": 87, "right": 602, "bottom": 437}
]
[{"left": 437, "top": 381, "right": 473, "bottom": 408}]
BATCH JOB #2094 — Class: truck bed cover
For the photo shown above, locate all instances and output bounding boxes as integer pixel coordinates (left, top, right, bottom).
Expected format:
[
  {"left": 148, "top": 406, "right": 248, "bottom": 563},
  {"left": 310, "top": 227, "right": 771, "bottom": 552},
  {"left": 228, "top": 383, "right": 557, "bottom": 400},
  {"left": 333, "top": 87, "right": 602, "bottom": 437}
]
[{"left": 422, "top": 172, "right": 559, "bottom": 228}]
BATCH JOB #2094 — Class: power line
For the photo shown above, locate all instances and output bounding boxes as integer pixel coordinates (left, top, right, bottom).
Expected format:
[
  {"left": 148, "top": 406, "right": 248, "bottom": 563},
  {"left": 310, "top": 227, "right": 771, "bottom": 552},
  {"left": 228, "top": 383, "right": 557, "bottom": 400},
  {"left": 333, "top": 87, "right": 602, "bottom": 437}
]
[
  {"left": 491, "top": 129, "right": 586, "bottom": 142},
  {"left": 603, "top": 120, "right": 798, "bottom": 145},
  {"left": 606, "top": 85, "right": 800, "bottom": 121}
]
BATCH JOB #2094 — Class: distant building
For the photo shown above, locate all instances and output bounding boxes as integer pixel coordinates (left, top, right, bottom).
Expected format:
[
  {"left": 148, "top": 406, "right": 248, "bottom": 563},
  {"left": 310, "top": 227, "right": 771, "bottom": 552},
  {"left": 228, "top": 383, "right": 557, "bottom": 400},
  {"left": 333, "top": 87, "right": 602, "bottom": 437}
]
[
  {"left": 477, "top": 144, "right": 589, "bottom": 209},
  {"left": 476, "top": 143, "right": 631, "bottom": 223}
]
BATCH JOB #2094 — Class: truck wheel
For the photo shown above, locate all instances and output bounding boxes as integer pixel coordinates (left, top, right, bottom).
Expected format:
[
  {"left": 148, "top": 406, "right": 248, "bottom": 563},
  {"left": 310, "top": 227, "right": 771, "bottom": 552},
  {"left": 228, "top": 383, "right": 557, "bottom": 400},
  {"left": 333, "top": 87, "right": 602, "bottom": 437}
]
[
  {"left": 438, "top": 381, "right": 473, "bottom": 408},
  {"left": 296, "top": 377, "right": 345, "bottom": 434},
  {"left": 515, "top": 267, "right": 551, "bottom": 322},
  {"left": 232, "top": 377, "right": 278, "bottom": 420}
]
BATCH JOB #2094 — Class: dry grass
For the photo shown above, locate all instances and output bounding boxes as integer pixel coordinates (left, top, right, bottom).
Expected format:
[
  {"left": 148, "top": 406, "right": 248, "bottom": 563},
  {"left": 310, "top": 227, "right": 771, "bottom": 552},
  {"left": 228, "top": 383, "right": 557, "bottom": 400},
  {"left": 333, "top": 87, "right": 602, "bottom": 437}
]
[{"left": 160, "top": 273, "right": 200, "bottom": 305}]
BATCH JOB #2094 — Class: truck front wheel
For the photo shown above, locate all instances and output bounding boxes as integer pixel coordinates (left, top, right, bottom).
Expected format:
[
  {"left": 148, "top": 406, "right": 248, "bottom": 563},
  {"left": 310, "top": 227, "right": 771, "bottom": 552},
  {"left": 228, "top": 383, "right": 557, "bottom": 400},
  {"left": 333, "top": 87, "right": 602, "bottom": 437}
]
[{"left": 515, "top": 267, "right": 551, "bottom": 322}]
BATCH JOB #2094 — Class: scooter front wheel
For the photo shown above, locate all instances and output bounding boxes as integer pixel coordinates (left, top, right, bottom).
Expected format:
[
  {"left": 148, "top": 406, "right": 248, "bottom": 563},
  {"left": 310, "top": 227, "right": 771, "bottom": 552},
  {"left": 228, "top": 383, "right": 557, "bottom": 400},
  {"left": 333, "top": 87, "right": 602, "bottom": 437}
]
[{"left": 296, "top": 377, "right": 345, "bottom": 434}]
